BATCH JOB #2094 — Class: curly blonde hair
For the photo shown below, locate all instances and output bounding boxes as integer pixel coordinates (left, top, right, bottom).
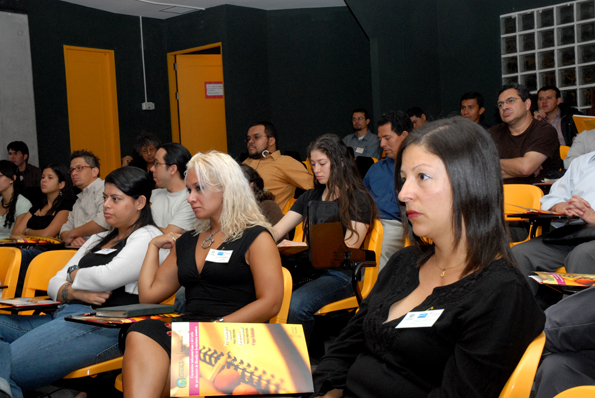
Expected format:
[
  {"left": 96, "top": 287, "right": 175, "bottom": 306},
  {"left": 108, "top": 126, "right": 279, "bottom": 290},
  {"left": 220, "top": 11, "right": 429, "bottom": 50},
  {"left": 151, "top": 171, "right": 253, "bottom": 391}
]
[{"left": 187, "top": 151, "right": 272, "bottom": 241}]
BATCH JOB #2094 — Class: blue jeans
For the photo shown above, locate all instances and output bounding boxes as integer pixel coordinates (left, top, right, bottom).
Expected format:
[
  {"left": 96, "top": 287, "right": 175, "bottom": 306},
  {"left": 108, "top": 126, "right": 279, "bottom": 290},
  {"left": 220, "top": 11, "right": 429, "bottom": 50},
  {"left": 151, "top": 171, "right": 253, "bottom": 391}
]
[
  {"left": 0, "top": 304, "right": 121, "bottom": 398},
  {"left": 288, "top": 269, "right": 354, "bottom": 343}
]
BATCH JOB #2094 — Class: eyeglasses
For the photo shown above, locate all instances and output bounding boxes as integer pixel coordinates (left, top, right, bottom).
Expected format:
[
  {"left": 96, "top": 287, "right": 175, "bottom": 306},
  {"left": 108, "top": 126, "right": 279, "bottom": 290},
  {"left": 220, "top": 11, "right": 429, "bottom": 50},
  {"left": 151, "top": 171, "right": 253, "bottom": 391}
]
[
  {"left": 497, "top": 97, "right": 521, "bottom": 108},
  {"left": 69, "top": 165, "right": 91, "bottom": 174},
  {"left": 151, "top": 160, "right": 168, "bottom": 167},
  {"left": 352, "top": 117, "right": 365, "bottom": 121},
  {"left": 141, "top": 146, "right": 157, "bottom": 155}
]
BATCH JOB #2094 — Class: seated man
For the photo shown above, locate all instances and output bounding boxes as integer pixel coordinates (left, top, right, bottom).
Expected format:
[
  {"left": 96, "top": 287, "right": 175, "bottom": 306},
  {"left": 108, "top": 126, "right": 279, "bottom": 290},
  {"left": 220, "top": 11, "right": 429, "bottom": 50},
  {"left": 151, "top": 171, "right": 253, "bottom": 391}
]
[
  {"left": 59, "top": 150, "right": 109, "bottom": 248},
  {"left": 512, "top": 150, "right": 595, "bottom": 295},
  {"left": 534, "top": 286, "right": 595, "bottom": 398},
  {"left": 564, "top": 128, "right": 595, "bottom": 169},
  {"left": 406, "top": 106, "right": 428, "bottom": 129},
  {"left": 149, "top": 143, "right": 195, "bottom": 234},
  {"left": 460, "top": 91, "right": 490, "bottom": 129},
  {"left": 343, "top": 108, "right": 381, "bottom": 159},
  {"left": 490, "top": 83, "right": 561, "bottom": 184},
  {"left": 7, "top": 141, "right": 41, "bottom": 204},
  {"left": 363, "top": 110, "right": 410, "bottom": 271},
  {"left": 533, "top": 85, "right": 582, "bottom": 146},
  {"left": 242, "top": 121, "right": 313, "bottom": 210}
]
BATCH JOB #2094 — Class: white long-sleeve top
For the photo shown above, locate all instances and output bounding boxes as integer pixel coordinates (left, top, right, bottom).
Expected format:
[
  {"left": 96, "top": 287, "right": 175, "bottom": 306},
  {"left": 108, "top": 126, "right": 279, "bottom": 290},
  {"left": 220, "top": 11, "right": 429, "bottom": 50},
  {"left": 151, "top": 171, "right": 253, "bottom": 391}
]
[
  {"left": 48, "top": 225, "right": 169, "bottom": 300},
  {"left": 541, "top": 151, "right": 595, "bottom": 211}
]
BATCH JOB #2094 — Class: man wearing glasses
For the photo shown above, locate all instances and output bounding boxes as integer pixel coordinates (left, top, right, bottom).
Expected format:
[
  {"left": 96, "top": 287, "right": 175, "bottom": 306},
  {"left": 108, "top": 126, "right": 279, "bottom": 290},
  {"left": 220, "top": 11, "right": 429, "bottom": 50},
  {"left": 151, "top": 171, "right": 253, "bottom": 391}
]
[
  {"left": 489, "top": 83, "right": 561, "bottom": 184},
  {"left": 60, "top": 150, "right": 109, "bottom": 247},
  {"left": 243, "top": 121, "right": 313, "bottom": 210},
  {"left": 343, "top": 108, "right": 381, "bottom": 159}
]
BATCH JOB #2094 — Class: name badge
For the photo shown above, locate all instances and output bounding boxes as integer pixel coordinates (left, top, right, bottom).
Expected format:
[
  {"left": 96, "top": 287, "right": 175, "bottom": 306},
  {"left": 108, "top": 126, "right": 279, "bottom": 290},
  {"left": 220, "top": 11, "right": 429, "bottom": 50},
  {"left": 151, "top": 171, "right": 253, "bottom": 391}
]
[
  {"left": 95, "top": 248, "right": 117, "bottom": 255},
  {"left": 355, "top": 147, "right": 364, "bottom": 154},
  {"left": 396, "top": 309, "right": 444, "bottom": 328},
  {"left": 206, "top": 249, "right": 233, "bottom": 263}
]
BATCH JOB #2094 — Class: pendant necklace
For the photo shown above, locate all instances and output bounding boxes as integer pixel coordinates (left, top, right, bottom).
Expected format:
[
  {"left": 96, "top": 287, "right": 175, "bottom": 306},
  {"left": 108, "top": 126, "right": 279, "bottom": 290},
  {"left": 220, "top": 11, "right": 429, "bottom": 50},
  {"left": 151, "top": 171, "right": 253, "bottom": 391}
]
[
  {"left": 201, "top": 227, "right": 221, "bottom": 249},
  {"left": 432, "top": 256, "right": 465, "bottom": 278}
]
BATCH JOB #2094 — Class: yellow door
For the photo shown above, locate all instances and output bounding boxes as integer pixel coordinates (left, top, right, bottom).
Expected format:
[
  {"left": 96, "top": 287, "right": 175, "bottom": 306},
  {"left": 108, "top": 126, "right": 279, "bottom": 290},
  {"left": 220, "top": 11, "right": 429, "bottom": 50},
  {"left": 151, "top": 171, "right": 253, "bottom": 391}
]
[
  {"left": 63, "top": 46, "right": 121, "bottom": 176},
  {"left": 176, "top": 54, "right": 228, "bottom": 154}
]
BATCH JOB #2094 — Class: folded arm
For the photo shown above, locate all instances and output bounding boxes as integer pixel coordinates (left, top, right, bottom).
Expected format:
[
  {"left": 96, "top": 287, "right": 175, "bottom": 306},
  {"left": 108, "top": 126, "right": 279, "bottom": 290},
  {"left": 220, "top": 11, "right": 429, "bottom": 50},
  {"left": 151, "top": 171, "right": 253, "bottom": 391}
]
[{"left": 500, "top": 151, "right": 547, "bottom": 179}]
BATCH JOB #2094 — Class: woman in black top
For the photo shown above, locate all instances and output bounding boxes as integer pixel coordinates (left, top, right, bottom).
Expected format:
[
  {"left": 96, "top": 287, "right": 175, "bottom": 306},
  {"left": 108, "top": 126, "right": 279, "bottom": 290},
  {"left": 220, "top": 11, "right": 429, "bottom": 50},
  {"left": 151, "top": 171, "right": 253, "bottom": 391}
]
[
  {"left": 311, "top": 118, "right": 545, "bottom": 398},
  {"left": 273, "top": 134, "right": 377, "bottom": 342},
  {"left": 122, "top": 151, "right": 283, "bottom": 398}
]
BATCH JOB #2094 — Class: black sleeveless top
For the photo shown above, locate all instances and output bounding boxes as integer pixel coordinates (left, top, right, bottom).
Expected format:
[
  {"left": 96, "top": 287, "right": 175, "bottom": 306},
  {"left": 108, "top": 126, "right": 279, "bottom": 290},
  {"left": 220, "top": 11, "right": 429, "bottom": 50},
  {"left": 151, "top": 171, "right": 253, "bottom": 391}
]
[{"left": 176, "top": 225, "right": 268, "bottom": 321}]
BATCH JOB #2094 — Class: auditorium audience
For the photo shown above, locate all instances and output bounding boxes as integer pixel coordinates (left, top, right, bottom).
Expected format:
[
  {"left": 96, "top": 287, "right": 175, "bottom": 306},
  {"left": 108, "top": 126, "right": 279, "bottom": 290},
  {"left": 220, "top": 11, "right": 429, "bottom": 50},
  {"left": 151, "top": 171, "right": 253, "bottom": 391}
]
[
  {"left": 0, "top": 160, "right": 32, "bottom": 239},
  {"left": 121, "top": 132, "right": 162, "bottom": 173},
  {"left": 7, "top": 141, "right": 42, "bottom": 204},
  {"left": 273, "top": 134, "right": 376, "bottom": 342},
  {"left": 460, "top": 91, "right": 490, "bottom": 129},
  {"left": 533, "top": 85, "right": 582, "bottom": 146},
  {"left": 121, "top": 151, "right": 283, "bottom": 398},
  {"left": 60, "top": 151, "right": 109, "bottom": 248},
  {"left": 343, "top": 108, "right": 382, "bottom": 159},
  {"left": 0, "top": 166, "right": 164, "bottom": 398},
  {"left": 310, "top": 117, "right": 544, "bottom": 398},
  {"left": 406, "top": 106, "right": 428, "bottom": 129}
]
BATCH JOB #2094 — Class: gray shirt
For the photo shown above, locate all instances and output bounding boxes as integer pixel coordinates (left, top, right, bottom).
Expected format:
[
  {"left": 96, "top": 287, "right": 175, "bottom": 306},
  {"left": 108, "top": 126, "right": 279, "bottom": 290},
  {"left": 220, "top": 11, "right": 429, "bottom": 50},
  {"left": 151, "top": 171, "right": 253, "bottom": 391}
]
[
  {"left": 59, "top": 177, "right": 109, "bottom": 237},
  {"left": 150, "top": 188, "right": 195, "bottom": 231},
  {"left": 343, "top": 130, "right": 382, "bottom": 159},
  {"left": 564, "top": 129, "right": 595, "bottom": 169}
]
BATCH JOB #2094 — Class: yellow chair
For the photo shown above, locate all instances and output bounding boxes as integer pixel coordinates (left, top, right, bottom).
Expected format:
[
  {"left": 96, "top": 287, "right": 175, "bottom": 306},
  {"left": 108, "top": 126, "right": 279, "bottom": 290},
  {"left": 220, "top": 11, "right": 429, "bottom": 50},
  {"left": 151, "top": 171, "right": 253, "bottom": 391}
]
[
  {"left": 114, "top": 268, "right": 293, "bottom": 392},
  {"left": 498, "top": 332, "right": 546, "bottom": 398},
  {"left": 503, "top": 184, "right": 545, "bottom": 246},
  {"left": 0, "top": 248, "right": 21, "bottom": 299},
  {"left": 554, "top": 386, "right": 595, "bottom": 397},
  {"left": 282, "top": 197, "right": 297, "bottom": 215},
  {"left": 560, "top": 145, "right": 570, "bottom": 161},
  {"left": 21, "top": 250, "right": 77, "bottom": 298},
  {"left": 315, "top": 219, "right": 383, "bottom": 315}
]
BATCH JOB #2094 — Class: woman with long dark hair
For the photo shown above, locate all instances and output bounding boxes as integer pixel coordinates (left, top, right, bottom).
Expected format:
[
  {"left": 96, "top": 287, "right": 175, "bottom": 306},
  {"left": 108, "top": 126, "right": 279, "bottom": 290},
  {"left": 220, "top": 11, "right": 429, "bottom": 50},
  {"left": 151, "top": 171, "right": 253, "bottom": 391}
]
[
  {"left": 0, "top": 166, "right": 164, "bottom": 398},
  {"left": 13, "top": 164, "right": 75, "bottom": 237},
  {"left": 310, "top": 118, "right": 544, "bottom": 398},
  {"left": 0, "top": 160, "right": 31, "bottom": 239},
  {"left": 273, "top": 134, "right": 377, "bottom": 341}
]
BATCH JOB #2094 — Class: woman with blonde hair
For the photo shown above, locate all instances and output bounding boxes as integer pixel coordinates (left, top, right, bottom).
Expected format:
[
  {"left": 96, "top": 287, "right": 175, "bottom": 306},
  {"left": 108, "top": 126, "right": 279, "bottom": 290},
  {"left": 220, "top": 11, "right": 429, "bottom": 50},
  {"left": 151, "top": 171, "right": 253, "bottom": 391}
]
[{"left": 122, "top": 151, "right": 283, "bottom": 398}]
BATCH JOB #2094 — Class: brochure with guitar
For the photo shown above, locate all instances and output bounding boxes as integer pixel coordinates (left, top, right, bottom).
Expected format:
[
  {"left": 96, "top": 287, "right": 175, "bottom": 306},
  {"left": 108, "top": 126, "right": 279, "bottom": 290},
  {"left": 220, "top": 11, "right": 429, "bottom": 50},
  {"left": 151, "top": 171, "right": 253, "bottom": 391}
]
[
  {"left": 530, "top": 271, "right": 595, "bottom": 289},
  {"left": 170, "top": 322, "right": 313, "bottom": 396}
]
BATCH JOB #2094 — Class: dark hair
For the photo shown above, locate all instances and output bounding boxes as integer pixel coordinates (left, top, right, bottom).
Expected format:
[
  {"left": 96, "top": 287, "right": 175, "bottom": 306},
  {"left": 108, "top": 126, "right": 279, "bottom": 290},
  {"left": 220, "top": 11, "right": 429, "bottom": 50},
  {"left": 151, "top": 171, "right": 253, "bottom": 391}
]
[
  {"left": 498, "top": 83, "right": 531, "bottom": 102},
  {"left": 39, "top": 164, "right": 76, "bottom": 217},
  {"left": 160, "top": 143, "right": 192, "bottom": 179},
  {"left": 240, "top": 164, "right": 275, "bottom": 203},
  {"left": 7, "top": 141, "right": 29, "bottom": 160},
  {"left": 377, "top": 110, "right": 412, "bottom": 135},
  {"left": 0, "top": 160, "right": 21, "bottom": 229},
  {"left": 250, "top": 121, "right": 278, "bottom": 147},
  {"left": 395, "top": 117, "right": 513, "bottom": 276},
  {"left": 460, "top": 91, "right": 485, "bottom": 109},
  {"left": 352, "top": 108, "right": 369, "bottom": 120},
  {"left": 538, "top": 85, "right": 561, "bottom": 99},
  {"left": 70, "top": 150, "right": 100, "bottom": 176},
  {"left": 406, "top": 106, "right": 426, "bottom": 118},
  {"left": 90, "top": 166, "right": 156, "bottom": 251},
  {"left": 133, "top": 132, "right": 162, "bottom": 154},
  {"left": 307, "top": 134, "right": 377, "bottom": 241}
]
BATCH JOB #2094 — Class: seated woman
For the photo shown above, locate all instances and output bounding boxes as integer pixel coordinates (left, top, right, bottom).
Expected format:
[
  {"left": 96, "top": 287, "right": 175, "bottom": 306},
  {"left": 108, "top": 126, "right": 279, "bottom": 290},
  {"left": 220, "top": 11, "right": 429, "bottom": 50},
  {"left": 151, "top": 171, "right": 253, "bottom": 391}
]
[
  {"left": 0, "top": 166, "right": 163, "bottom": 398},
  {"left": 0, "top": 160, "right": 32, "bottom": 239},
  {"left": 311, "top": 118, "right": 545, "bottom": 398},
  {"left": 12, "top": 164, "right": 76, "bottom": 296},
  {"left": 122, "top": 151, "right": 283, "bottom": 398},
  {"left": 241, "top": 164, "right": 285, "bottom": 226},
  {"left": 273, "top": 134, "right": 377, "bottom": 342},
  {"left": 121, "top": 131, "right": 162, "bottom": 173}
]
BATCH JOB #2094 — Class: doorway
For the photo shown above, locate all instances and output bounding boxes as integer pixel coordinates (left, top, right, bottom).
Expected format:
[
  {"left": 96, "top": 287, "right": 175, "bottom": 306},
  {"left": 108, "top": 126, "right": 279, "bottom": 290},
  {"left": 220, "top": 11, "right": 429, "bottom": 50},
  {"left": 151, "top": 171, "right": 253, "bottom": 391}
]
[{"left": 167, "top": 43, "right": 228, "bottom": 155}]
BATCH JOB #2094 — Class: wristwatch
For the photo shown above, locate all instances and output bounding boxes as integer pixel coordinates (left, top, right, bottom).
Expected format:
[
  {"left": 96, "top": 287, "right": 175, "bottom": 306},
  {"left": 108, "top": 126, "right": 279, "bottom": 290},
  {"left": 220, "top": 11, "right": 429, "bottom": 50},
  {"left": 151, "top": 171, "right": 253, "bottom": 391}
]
[{"left": 67, "top": 265, "right": 80, "bottom": 283}]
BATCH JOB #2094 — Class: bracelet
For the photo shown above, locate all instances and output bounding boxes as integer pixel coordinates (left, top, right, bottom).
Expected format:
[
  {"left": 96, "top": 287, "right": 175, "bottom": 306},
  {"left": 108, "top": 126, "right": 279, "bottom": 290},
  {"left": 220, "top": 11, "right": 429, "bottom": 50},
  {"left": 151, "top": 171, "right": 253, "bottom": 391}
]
[
  {"left": 61, "top": 283, "right": 71, "bottom": 303},
  {"left": 24, "top": 228, "right": 29, "bottom": 235},
  {"left": 212, "top": 317, "right": 225, "bottom": 323}
]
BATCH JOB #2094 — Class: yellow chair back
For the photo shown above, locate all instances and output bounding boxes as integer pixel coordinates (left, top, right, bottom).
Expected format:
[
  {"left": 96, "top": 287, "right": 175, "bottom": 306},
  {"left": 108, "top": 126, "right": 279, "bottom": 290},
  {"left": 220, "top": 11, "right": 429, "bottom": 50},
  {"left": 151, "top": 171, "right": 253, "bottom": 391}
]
[
  {"left": 554, "top": 386, "right": 595, "bottom": 397},
  {"left": 269, "top": 267, "right": 292, "bottom": 324},
  {"left": 0, "top": 248, "right": 21, "bottom": 299},
  {"left": 503, "top": 184, "right": 544, "bottom": 215},
  {"left": 560, "top": 145, "right": 570, "bottom": 161},
  {"left": 22, "top": 250, "right": 77, "bottom": 297},
  {"left": 282, "top": 197, "right": 297, "bottom": 215},
  {"left": 498, "top": 332, "right": 546, "bottom": 398}
]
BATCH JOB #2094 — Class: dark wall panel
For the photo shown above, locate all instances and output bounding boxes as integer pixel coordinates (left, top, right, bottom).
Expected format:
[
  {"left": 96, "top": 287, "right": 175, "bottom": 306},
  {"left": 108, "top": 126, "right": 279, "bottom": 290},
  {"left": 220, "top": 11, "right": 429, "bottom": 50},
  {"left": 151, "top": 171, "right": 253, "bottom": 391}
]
[{"left": 267, "top": 7, "right": 372, "bottom": 158}]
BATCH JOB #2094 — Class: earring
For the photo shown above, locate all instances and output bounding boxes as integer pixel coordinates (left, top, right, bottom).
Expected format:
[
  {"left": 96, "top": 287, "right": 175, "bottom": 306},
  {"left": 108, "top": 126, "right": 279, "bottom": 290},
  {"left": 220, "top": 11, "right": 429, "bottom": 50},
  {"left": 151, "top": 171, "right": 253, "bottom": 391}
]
[{"left": 59, "top": 190, "right": 63, "bottom": 197}]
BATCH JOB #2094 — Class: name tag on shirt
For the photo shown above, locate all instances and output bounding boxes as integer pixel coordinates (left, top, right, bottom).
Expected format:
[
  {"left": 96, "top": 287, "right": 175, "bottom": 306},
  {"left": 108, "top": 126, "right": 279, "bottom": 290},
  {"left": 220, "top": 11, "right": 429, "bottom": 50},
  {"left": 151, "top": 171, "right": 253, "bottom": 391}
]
[
  {"left": 206, "top": 249, "right": 233, "bottom": 263},
  {"left": 95, "top": 248, "right": 117, "bottom": 255},
  {"left": 396, "top": 309, "right": 444, "bottom": 328},
  {"left": 355, "top": 147, "right": 365, "bottom": 154}
]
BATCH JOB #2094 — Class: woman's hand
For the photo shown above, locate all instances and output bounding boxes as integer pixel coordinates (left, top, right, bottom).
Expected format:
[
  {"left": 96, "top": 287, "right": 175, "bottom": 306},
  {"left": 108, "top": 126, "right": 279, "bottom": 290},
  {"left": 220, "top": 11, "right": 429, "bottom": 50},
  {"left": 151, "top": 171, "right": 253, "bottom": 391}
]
[
  {"left": 150, "top": 232, "right": 181, "bottom": 250},
  {"left": 71, "top": 289, "right": 112, "bottom": 306},
  {"left": 277, "top": 239, "right": 307, "bottom": 247}
]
